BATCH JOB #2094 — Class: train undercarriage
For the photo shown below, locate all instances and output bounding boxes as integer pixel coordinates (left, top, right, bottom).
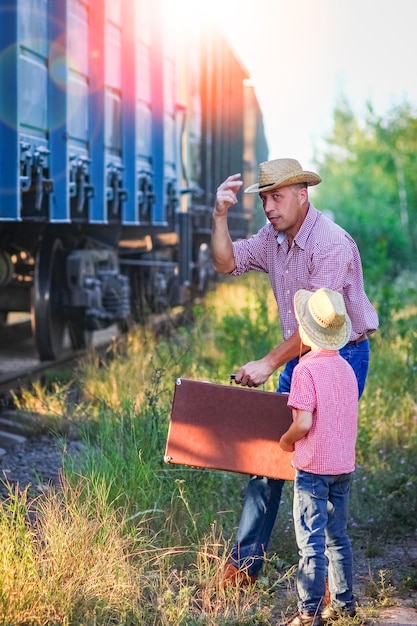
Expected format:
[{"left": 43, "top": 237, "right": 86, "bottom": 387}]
[{"left": 0, "top": 221, "right": 212, "bottom": 361}]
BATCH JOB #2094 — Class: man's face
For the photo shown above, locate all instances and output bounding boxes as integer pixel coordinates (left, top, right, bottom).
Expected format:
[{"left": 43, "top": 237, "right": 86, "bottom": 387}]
[{"left": 259, "top": 185, "right": 307, "bottom": 234}]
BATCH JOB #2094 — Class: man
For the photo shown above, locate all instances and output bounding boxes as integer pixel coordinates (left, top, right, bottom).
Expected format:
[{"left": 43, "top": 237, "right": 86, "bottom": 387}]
[{"left": 211, "top": 158, "right": 379, "bottom": 586}]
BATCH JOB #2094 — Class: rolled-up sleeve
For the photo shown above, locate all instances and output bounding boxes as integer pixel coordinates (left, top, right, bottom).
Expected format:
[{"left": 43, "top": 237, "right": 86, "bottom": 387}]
[{"left": 231, "top": 225, "right": 271, "bottom": 275}]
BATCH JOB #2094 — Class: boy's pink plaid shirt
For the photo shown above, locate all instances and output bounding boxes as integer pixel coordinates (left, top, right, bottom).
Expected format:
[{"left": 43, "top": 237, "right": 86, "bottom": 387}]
[{"left": 288, "top": 350, "right": 358, "bottom": 475}]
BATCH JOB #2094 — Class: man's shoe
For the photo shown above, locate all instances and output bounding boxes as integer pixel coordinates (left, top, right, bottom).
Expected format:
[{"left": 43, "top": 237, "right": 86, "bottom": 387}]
[
  {"left": 279, "top": 612, "right": 323, "bottom": 626},
  {"left": 322, "top": 605, "right": 356, "bottom": 621},
  {"left": 324, "top": 578, "right": 330, "bottom": 606},
  {"left": 220, "top": 563, "right": 257, "bottom": 588}
]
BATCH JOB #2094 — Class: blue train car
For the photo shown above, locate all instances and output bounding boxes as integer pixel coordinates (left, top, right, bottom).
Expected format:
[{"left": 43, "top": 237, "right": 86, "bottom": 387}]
[{"left": 0, "top": 0, "right": 268, "bottom": 360}]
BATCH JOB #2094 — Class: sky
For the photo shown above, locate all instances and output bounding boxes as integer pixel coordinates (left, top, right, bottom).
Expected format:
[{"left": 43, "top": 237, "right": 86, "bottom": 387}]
[{"left": 206, "top": 0, "right": 417, "bottom": 170}]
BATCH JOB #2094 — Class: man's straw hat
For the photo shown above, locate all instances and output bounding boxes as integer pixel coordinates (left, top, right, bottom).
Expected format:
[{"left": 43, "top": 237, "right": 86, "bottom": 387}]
[
  {"left": 244, "top": 158, "right": 321, "bottom": 193},
  {"left": 294, "top": 288, "right": 352, "bottom": 350}
]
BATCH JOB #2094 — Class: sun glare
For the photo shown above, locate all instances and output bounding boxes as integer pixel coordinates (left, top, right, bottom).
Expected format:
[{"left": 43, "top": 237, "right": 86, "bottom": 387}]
[{"left": 162, "top": 0, "right": 239, "bottom": 36}]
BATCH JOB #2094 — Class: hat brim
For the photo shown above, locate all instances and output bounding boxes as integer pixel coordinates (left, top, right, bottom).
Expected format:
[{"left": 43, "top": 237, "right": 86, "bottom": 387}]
[
  {"left": 294, "top": 289, "right": 352, "bottom": 351},
  {"left": 244, "top": 172, "right": 322, "bottom": 194}
]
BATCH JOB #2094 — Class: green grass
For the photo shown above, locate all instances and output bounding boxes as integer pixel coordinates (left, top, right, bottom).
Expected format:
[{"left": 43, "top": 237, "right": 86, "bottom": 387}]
[{"left": 1, "top": 272, "right": 416, "bottom": 624}]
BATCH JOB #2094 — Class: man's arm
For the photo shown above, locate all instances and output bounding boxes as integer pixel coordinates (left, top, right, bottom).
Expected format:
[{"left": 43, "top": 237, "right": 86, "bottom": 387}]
[
  {"left": 211, "top": 174, "right": 243, "bottom": 273},
  {"left": 234, "top": 329, "right": 309, "bottom": 387},
  {"left": 279, "top": 409, "right": 312, "bottom": 452}
]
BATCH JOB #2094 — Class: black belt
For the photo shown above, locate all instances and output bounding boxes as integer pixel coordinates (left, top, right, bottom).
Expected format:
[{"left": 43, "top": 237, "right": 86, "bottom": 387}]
[{"left": 347, "top": 333, "right": 368, "bottom": 346}]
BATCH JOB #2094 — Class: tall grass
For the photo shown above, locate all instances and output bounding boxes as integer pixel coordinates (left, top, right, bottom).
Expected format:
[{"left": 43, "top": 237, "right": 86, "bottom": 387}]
[
  {"left": 2, "top": 272, "right": 416, "bottom": 624},
  {"left": 0, "top": 480, "right": 139, "bottom": 625}
]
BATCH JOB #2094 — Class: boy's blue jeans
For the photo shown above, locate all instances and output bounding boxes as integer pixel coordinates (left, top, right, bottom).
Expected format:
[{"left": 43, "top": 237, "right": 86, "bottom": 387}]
[
  {"left": 293, "top": 470, "right": 355, "bottom": 615},
  {"left": 227, "top": 338, "right": 369, "bottom": 576}
]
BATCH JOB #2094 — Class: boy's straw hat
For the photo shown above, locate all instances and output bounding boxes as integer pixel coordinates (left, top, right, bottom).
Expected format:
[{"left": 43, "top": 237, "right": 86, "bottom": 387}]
[
  {"left": 294, "top": 288, "right": 352, "bottom": 350},
  {"left": 244, "top": 158, "right": 321, "bottom": 193}
]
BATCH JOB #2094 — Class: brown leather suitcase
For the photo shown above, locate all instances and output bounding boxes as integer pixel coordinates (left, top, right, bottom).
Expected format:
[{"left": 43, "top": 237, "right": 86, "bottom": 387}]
[{"left": 164, "top": 378, "right": 295, "bottom": 480}]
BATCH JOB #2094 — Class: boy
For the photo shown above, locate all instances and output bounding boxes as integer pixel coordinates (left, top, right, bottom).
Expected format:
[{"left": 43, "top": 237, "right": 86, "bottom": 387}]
[{"left": 279, "top": 287, "right": 358, "bottom": 626}]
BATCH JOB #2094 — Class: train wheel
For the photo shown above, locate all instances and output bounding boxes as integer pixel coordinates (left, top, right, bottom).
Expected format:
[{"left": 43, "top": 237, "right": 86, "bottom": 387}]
[
  {"left": 67, "top": 310, "right": 93, "bottom": 351},
  {"left": 32, "top": 236, "right": 66, "bottom": 361}
]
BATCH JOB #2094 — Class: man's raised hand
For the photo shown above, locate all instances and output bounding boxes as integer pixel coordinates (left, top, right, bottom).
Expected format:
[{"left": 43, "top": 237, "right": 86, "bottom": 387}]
[{"left": 214, "top": 173, "right": 243, "bottom": 216}]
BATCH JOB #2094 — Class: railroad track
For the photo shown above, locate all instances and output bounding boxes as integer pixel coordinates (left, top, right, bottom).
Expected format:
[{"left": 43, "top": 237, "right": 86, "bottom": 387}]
[
  {"left": 0, "top": 316, "right": 121, "bottom": 400},
  {"left": 0, "top": 315, "right": 123, "bottom": 451},
  {"left": 0, "top": 303, "right": 192, "bottom": 413}
]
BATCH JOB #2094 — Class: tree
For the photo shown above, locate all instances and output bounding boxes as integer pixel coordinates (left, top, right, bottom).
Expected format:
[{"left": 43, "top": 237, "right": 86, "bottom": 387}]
[{"left": 313, "top": 97, "right": 417, "bottom": 285}]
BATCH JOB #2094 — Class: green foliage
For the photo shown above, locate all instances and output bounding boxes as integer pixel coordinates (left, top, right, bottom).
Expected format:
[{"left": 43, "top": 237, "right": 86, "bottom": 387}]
[
  {"left": 312, "top": 97, "right": 417, "bottom": 287},
  {"left": 212, "top": 275, "right": 279, "bottom": 385},
  {"left": 349, "top": 278, "right": 417, "bottom": 547}
]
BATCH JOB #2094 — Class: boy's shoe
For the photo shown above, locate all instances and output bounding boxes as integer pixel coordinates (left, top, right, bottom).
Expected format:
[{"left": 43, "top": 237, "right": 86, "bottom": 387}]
[
  {"left": 322, "top": 605, "right": 356, "bottom": 621},
  {"left": 279, "top": 612, "right": 323, "bottom": 626},
  {"left": 219, "top": 563, "right": 258, "bottom": 588}
]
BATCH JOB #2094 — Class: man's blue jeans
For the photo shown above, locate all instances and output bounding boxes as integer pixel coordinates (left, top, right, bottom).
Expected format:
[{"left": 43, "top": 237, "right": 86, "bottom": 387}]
[
  {"left": 227, "top": 338, "right": 370, "bottom": 576},
  {"left": 293, "top": 470, "right": 355, "bottom": 615}
]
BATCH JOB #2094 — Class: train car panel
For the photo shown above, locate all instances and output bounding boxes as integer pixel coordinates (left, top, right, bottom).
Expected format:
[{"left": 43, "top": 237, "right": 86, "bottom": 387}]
[
  {"left": 243, "top": 83, "right": 269, "bottom": 233},
  {"left": 20, "top": 0, "right": 53, "bottom": 222},
  {"left": 191, "top": 20, "right": 252, "bottom": 243},
  {"left": 48, "top": 0, "right": 71, "bottom": 223},
  {"left": 120, "top": 0, "right": 137, "bottom": 225},
  {"left": 148, "top": 1, "right": 165, "bottom": 227},
  {"left": 104, "top": 0, "right": 126, "bottom": 224},
  {"left": 0, "top": 0, "right": 268, "bottom": 360},
  {"left": 0, "top": 4, "right": 19, "bottom": 220},
  {"left": 135, "top": 8, "right": 155, "bottom": 225},
  {"left": 162, "top": 65, "right": 178, "bottom": 229}
]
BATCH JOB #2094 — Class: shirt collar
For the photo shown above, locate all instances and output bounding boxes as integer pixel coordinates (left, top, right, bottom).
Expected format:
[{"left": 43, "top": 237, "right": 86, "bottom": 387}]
[
  {"left": 293, "top": 204, "right": 319, "bottom": 250},
  {"left": 275, "top": 204, "right": 320, "bottom": 249}
]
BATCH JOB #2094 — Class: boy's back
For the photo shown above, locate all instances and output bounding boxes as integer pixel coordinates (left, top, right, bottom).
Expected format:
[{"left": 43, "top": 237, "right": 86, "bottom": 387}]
[{"left": 288, "top": 349, "right": 358, "bottom": 475}]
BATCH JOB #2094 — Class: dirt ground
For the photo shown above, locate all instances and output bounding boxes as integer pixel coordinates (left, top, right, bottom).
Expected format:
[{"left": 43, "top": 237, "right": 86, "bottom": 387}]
[
  {"left": 353, "top": 536, "right": 417, "bottom": 626},
  {"left": 378, "top": 606, "right": 417, "bottom": 626},
  {"left": 270, "top": 534, "right": 417, "bottom": 626}
]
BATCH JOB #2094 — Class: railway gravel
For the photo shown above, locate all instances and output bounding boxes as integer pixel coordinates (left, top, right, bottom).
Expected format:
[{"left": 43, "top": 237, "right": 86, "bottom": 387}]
[{"left": 0, "top": 428, "right": 84, "bottom": 498}]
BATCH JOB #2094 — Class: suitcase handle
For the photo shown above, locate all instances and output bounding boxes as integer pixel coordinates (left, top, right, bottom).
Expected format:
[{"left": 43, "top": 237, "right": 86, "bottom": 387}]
[{"left": 229, "top": 373, "right": 265, "bottom": 390}]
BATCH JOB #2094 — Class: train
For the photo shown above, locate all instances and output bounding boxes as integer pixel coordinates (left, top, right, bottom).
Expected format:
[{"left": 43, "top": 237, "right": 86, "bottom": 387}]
[{"left": 0, "top": 0, "right": 268, "bottom": 361}]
